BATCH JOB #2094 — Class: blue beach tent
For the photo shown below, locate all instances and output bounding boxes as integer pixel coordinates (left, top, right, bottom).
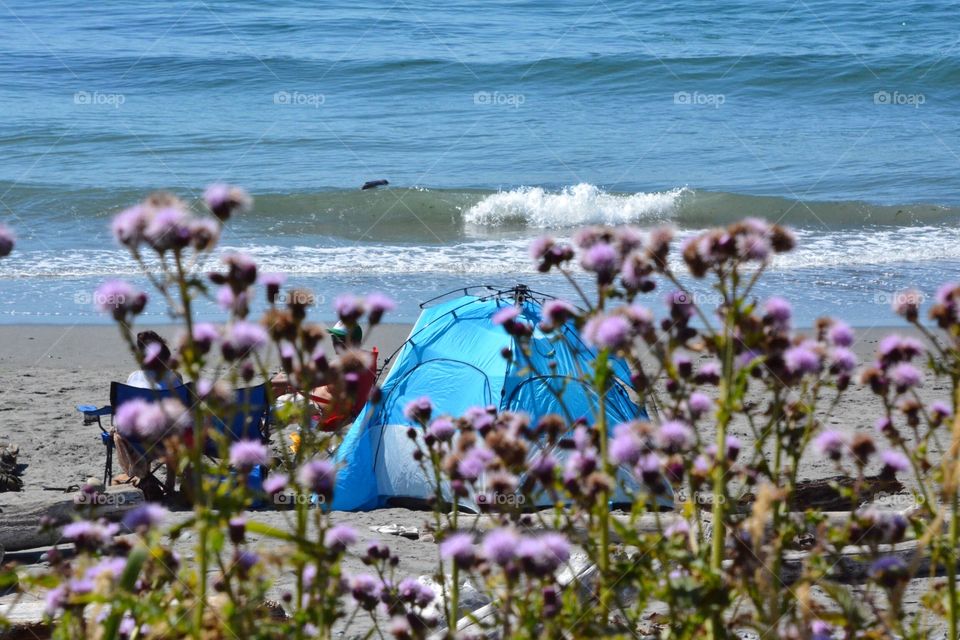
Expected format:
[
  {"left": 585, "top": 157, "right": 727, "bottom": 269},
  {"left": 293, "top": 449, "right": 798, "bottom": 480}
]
[{"left": 332, "top": 286, "right": 662, "bottom": 511}]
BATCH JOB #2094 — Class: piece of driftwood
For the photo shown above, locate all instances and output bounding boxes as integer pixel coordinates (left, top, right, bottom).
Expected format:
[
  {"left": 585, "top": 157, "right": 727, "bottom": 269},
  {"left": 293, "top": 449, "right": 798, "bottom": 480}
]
[
  {"left": 0, "top": 486, "right": 143, "bottom": 552},
  {"left": 0, "top": 595, "right": 51, "bottom": 639},
  {"left": 737, "top": 474, "right": 905, "bottom": 512},
  {"left": 457, "top": 511, "right": 866, "bottom": 545},
  {"left": 777, "top": 539, "right": 952, "bottom": 584}
]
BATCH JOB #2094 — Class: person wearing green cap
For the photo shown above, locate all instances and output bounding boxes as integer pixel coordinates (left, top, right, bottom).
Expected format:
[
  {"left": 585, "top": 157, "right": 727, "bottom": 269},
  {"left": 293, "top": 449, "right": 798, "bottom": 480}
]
[
  {"left": 270, "top": 320, "right": 376, "bottom": 437},
  {"left": 327, "top": 321, "right": 363, "bottom": 348}
]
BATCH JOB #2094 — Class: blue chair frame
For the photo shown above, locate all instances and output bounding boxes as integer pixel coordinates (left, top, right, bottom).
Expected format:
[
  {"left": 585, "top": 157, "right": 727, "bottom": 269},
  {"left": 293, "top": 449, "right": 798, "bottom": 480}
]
[{"left": 77, "top": 382, "right": 270, "bottom": 488}]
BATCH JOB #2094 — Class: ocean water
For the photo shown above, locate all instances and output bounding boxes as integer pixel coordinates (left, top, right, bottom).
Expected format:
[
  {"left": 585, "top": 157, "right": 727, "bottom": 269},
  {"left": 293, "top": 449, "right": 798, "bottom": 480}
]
[{"left": 0, "top": 1, "right": 958, "bottom": 326}]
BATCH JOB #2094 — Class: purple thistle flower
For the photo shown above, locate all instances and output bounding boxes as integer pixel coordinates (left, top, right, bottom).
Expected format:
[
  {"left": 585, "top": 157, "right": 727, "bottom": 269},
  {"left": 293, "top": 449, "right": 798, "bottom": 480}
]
[
  {"left": 529, "top": 452, "right": 557, "bottom": 481},
  {"left": 457, "top": 447, "right": 492, "bottom": 481},
  {"left": 657, "top": 420, "right": 693, "bottom": 452},
  {"left": 784, "top": 344, "right": 821, "bottom": 375},
  {"left": 517, "top": 533, "right": 570, "bottom": 576},
  {"left": 666, "top": 290, "right": 695, "bottom": 319},
  {"left": 609, "top": 423, "right": 643, "bottom": 466},
  {"left": 540, "top": 299, "right": 577, "bottom": 330},
  {"left": 94, "top": 279, "right": 147, "bottom": 321},
  {"left": 403, "top": 396, "right": 433, "bottom": 423},
  {"left": 221, "top": 321, "right": 268, "bottom": 360},
  {"left": 763, "top": 296, "right": 792, "bottom": 328},
  {"left": 85, "top": 556, "right": 127, "bottom": 580},
  {"left": 814, "top": 430, "right": 845, "bottom": 460},
  {"left": 366, "top": 292, "right": 395, "bottom": 324},
  {"left": 236, "top": 550, "right": 259, "bottom": 572},
  {"left": 440, "top": 533, "right": 476, "bottom": 569},
  {"left": 114, "top": 398, "right": 186, "bottom": 441},
  {"left": 427, "top": 417, "right": 456, "bottom": 442},
  {"left": 828, "top": 320, "right": 854, "bottom": 347},
  {"left": 830, "top": 347, "right": 857, "bottom": 373},
  {"left": 881, "top": 450, "right": 910, "bottom": 474},
  {"left": 725, "top": 435, "right": 741, "bottom": 461},
  {"left": 68, "top": 577, "right": 95, "bottom": 595},
  {"left": 63, "top": 520, "right": 118, "bottom": 549},
  {"left": 583, "top": 314, "right": 631, "bottom": 351},
  {"left": 122, "top": 503, "right": 167, "bottom": 531},
  {"left": 188, "top": 217, "right": 220, "bottom": 252},
  {"left": 349, "top": 573, "right": 382, "bottom": 610},
  {"left": 222, "top": 252, "right": 258, "bottom": 285},
  {"left": 260, "top": 272, "right": 285, "bottom": 304},
  {"left": 229, "top": 440, "right": 268, "bottom": 471},
  {"left": 203, "top": 183, "right": 251, "bottom": 221},
  {"left": 298, "top": 459, "right": 337, "bottom": 500},
  {"left": 736, "top": 232, "right": 770, "bottom": 261},
  {"left": 931, "top": 401, "right": 952, "bottom": 425},
  {"left": 693, "top": 455, "right": 711, "bottom": 475},
  {"left": 580, "top": 242, "right": 618, "bottom": 277},
  {"left": 191, "top": 322, "right": 219, "bottom": 354},
  {"left": 636, "top": 452, "right": 662, "bottom": 486},
  {"left": 44, "top": 585, "right": 67, "bottom": 616},
  {"left": 334, "top": 294, "right": 365, "bottom": 323},
  {"left": 892, "top": 288, "right": 923, "bottom": 318},
  {"left": 573, "top": 425, "right": 591, "bottom": 451},
  {"left": 687, "top": 392, "right": 713, "bottom": 419},
  {"left": 118, "top": 615, "right": 137, "bottom": 638},
  {"left": 889, "top": 362, "right": 922, "bottom": 390},
  {"left": 541, "top": 532, "right": 571, "bottom": 565},
  {"left": 144, "top": 206, "right": 191, "bottom": 253},
  {"left": 217, "top": 285, "right": 248, "bottom": 315},
  {"left": 464, "top": 405, "right": 495, "bottom": 431},
  {"left": 483, "top": 528, "right": 520, "bottom": 566},
  {"left": 875, "top": 416, "right": 894, "bottom": 434},
  {"left": 263, "top": 472, "right": 288, "bottom": 495},
  {"left": 111, "top": 205, "right": 148, "bottom": 249},
  {"left": 492, "top": 306, "right": 520, "bottom": 326},
  {"left": 878, "top": 334, "right": 901, "bottom": 358},
  {"left": 869, "top": 555, "right": 908, "bottom": 588},
  {"left": 664, "top": 518, "right": 690, "bottom": 538},
  {"left": 529, "top": 235, "right": 554, "bottom": 260},
  {"left": 563, "top": 449, "right": 597, "bottom": 484},
  {"left": 810, "top": 620, "right": 833, "bottom": 640},
  {"left": 396, "top": 578, "right": 435, "bottom": 608},
  {"left": 696, "top": 361, "right": 721, "bottom": 384},
  {"left": 324, "top": 524, "right": 358, "bottom": 552}
]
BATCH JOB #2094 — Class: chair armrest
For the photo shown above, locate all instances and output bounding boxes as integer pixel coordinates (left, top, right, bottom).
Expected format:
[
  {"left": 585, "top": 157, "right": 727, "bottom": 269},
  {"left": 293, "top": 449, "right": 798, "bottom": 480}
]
[{"left": 76, "top": 404, "right": 113, "bottom": 425}]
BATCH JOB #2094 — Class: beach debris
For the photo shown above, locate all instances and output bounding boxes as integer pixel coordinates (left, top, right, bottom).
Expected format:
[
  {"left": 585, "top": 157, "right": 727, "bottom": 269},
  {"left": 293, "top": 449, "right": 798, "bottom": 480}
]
[
  {"left": 369, "top": 523, "right": 420, "bottom": 540},
  {"left": 0, "top": 486, "right": 143, "bottom": 553},
  {"left": 738, "top": 474, "right": 905, "bottom": 512},
  {"left": 0, "top": 444, "right": 23, "bottom": 493}
]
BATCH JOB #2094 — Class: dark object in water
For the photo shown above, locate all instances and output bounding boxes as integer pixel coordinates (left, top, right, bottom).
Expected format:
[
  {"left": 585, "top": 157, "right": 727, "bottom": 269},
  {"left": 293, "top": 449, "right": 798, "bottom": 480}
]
[{"left": 361, "top": 179, "right": 389, "bottom": 190}]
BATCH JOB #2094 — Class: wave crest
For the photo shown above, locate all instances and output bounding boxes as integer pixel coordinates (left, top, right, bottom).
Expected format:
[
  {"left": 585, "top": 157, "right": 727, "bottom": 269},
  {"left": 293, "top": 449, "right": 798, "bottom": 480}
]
[{"left": 464, "top": 184, "right": 687, "bottom": 228}]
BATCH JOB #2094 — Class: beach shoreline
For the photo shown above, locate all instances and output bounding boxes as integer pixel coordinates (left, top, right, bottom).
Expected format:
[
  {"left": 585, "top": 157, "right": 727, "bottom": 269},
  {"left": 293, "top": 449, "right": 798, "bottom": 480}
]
[{"left": 0, "top": 321, "right": 941, "bottom": 495}]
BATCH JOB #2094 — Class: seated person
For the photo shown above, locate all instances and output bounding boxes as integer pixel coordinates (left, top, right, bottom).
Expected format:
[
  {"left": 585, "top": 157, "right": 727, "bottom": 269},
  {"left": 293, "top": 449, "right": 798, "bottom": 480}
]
[
  {"left": 272, "top": 322, "right": 377, "bottom": 434},
  {"left": 126, "top": 331, "right": 182, "bottom": 390},
  {"left": 114, "top": 331, "right": 182, "bottom": 495}
]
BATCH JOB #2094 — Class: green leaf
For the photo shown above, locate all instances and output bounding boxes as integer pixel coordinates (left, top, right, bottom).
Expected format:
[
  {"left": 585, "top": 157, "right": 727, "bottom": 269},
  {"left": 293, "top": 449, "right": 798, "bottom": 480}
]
[{"left": 101, "top": 545, "right": 148, "bottom": 640}]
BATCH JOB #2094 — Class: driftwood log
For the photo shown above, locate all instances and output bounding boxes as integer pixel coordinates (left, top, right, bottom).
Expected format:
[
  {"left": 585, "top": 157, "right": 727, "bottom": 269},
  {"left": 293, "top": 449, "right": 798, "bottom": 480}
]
[{"left": 0, "top": 486, "right": 143, "bottom": 553}]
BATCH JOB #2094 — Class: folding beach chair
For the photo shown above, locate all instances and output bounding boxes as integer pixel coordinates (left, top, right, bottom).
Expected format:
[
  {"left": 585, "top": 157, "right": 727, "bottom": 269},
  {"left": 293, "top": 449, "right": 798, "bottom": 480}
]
[{"left": 77, "top": 382, "right": 270, "bottom": 491}]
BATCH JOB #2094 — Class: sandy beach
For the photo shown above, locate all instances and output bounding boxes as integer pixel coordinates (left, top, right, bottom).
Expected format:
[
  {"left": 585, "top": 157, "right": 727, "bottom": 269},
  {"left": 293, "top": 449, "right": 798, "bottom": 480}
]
[{"left": 0, "top": 321, "right": 951, "bottom": 636}]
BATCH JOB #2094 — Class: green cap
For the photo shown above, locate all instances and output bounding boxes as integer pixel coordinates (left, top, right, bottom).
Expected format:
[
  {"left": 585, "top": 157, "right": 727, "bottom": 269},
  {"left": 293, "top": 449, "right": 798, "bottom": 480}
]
[{"left": 330, "top": 321, "right": 363, "bottom": 345}]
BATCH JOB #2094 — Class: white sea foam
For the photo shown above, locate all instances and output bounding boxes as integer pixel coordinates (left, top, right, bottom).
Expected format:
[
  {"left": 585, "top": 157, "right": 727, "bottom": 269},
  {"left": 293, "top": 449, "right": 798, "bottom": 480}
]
[
  {"left": 463, "top": 183, "right": 688, "bottom": 228},
  {"left": 3, "top": 227, "right": 960, "bottom": 280}
]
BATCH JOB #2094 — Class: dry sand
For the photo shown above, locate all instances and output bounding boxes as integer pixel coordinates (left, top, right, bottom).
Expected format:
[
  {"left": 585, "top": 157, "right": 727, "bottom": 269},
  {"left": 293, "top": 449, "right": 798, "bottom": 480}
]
[{"left": 0, "top": 321, "right": 952, "bottom": 637}]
